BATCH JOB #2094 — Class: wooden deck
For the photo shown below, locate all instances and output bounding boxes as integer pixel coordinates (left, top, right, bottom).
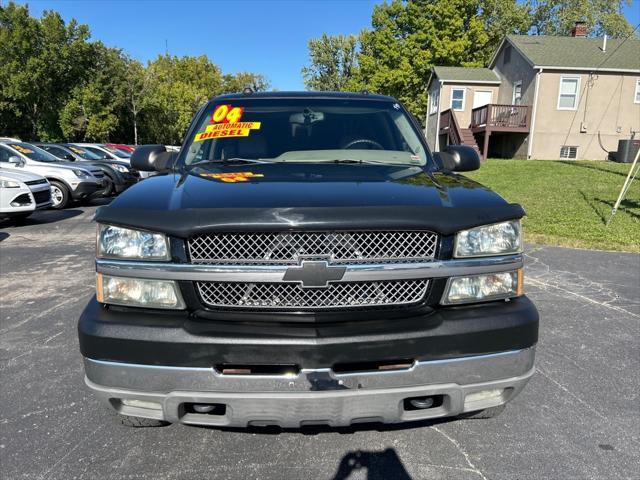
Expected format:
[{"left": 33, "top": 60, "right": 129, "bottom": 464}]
[{"left": 470, "top": 104, "right": 530, "bottom": 133}]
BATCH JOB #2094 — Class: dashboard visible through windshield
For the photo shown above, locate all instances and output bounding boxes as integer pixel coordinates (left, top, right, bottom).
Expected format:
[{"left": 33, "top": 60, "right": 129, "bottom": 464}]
[{"left": 182, "top": 98, "right": 431, "bottom": 167}]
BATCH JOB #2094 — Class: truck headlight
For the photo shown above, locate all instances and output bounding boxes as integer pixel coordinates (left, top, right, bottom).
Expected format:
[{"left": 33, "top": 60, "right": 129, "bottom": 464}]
[
  {"left": 442, "top": 270, "right": 523, "bottom": 305},
  {"left": 454, "top": 220, "right": 522, "bottom": 258},
  {"left": 73, "top": 169, "right": 89, "bottom": 178},
  {"left": 97, "top": 224, "right": 170, "bottom": 260},
  {"left": 96, "top": 273, "right": 185, "bottom": 309},
  {"left": 0, "top": 179, "right": 20, "bottom": 188}
]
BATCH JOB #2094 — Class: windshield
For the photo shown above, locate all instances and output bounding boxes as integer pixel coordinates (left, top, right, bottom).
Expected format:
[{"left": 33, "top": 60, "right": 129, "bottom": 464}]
[
  {"left": 182, "top": 98, "right": 430, "bottom": 167},
  {"left": 8, "top": 143, "right": 61, "bottom": 163},
  {"left": 67, "top": 145, "right": 101, "bottom": 160},
  {"left": 103, "top": 146, "right": 131, "bottom": 158}
]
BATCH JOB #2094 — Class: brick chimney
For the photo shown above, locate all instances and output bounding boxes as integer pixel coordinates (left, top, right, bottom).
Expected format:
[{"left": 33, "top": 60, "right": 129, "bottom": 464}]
[{"left": 571, "top": 21, "right": 587, "bottom": 37}]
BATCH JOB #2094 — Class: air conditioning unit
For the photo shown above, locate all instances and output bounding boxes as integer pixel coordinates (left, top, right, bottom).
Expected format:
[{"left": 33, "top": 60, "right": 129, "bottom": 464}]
[{"left": 612, "top": 139, "right": 640, "bottom": 163}]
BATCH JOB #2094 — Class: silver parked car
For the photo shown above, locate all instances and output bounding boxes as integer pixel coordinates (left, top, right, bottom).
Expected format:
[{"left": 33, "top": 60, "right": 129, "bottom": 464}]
[
  {"left": 0, "top": 142, "right": 103, "bottom": 209},
  {"left": 0, "top": 168, "right": 52, "bottom": 220}
]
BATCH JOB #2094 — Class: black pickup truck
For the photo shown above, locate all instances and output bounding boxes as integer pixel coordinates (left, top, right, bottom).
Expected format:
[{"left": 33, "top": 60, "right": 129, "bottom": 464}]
[{"left": 78, "top": 91, "right": 538, "bottom": 428}]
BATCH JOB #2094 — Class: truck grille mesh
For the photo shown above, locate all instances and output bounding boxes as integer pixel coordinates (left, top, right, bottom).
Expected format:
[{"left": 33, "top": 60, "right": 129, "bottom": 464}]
[
  {"left": 196, "top": 280, "right": 429, "bottom": 310},
  {"left": 188, "top": 231, "right": 438, "bottom": 265}
]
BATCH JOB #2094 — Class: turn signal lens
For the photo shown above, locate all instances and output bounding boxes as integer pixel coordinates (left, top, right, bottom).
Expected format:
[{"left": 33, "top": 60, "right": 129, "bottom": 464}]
[
  {"left": 96, "top": 273, "right": 185, "bottom": 309},
  {"left": 442, "top": 269, "right": 522, "bottom": 305}
]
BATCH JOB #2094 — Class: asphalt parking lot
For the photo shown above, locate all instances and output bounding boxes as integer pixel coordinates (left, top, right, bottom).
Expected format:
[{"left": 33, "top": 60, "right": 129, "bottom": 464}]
[{"left": 1, "top": 202, "right": 638, "bottom": 480}]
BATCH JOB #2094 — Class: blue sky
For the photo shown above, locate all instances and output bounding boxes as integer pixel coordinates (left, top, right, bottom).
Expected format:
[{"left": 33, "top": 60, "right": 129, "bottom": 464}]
[{"left": 14, "top": 0, "right": 640, "bottom": 91}]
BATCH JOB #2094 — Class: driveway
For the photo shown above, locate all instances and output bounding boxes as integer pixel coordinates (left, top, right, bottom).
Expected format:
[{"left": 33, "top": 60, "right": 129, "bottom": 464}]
[{"left": 1, "top": 204, "right": 638, "bottom": 480}]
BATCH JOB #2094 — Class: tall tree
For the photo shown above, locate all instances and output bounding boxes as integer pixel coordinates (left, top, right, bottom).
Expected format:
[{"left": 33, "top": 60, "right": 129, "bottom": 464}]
[
  {"left": 529, "top": 0, "right": 635, "bottom": 37},
  {"left": 59, "top": 45, "right": 128, "bottom": 142},
  {"left": 0, "top": 2, "right": 94, "bottom": 140},
  {"left": 141, "top": 54, "right": 224, "bottom": 145},
  {"left": 354, "top": 0, "right": 491, "bottom": 117},
  {"left": 222, "top": 72, "right": 270, "bottom": 93},
  {"left": 302, "top": 33, "right": 359, "bottom": 91}
]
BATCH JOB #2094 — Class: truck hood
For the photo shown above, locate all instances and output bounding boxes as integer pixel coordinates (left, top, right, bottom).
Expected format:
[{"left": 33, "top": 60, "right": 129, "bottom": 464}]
[{"left": 97, "top": 163, "right": 524, "bottom": 236}]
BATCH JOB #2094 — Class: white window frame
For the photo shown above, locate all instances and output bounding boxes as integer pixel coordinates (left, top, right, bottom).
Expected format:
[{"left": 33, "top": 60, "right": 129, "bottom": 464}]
[
  {"left": 450, "top": 88, "right": 466, "bottom": 111},
  {"left": 429, "top": 89, "right": 439, "bottom": 114},
  {"left": 557, "top": 76, "right": 581, "bottom": 111},
  {"left": 512, "top": 81, "right": 522, "bottom": 105},
  {"left": 635, "top": 79, "right": 640, "bottom": 104}
]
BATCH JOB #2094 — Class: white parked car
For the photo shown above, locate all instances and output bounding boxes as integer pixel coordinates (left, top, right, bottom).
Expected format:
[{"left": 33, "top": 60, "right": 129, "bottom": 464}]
[
  {"left": 0, "top": 142, "right": 103, "bottom": 209},
  {"left": 0, "top": 169, "right": 52, "bottom": 220}
]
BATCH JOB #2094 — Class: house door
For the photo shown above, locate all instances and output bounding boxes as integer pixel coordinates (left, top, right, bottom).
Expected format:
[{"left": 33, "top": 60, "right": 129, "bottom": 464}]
[{"left": 473, "top": 90, "right": 492, "bottom": 109}]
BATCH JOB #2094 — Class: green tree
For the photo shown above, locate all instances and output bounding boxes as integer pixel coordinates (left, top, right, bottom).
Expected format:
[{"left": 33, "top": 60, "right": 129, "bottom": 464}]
[
  {"left": 0, "top": 2, "right": 94, "bottom": 140},
  {"left": 222, "top": 72, "right": 270, "bottom": 93},
  {"left": 59, "top": 45, "right": 128, "bottom": 142},
  {"left": 530, "top": 0, "right": 635, "bottom": 37},
  {"left": 141, "top": 54, "right": 224, "bottom": 145},
  {"left": 354, "top": 0, "right": 491, "bottom": 117},
  {"left": 301, "top": 33, "right": 359, "bottom": 91}
]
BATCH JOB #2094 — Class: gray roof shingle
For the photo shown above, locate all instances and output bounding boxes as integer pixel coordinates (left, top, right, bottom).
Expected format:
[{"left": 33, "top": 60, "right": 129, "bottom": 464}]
[
  {"left": 505, "top": 34, "right": 640, "bottom": 71},
  {"left": 431, "top": 66, "right": 501, "bottom": 83}
]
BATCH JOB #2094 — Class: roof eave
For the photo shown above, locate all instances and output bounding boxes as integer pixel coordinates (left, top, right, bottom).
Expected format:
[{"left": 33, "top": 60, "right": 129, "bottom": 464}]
[
  {"left": 439, "top": 79, "right": 501, "bottom": 85},
  {"left": 533, "top": 65, "right": 640, "bottom": 73}
]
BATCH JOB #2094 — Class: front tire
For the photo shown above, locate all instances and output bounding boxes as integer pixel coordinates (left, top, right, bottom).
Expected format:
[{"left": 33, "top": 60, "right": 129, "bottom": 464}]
[
  {"left": 49, "top": 180, "right": 70, "bottom": 209},
  {"left": 100, "top": 175, "right": 116, "bottom": 197},
  {"left": 119, "top": 415, "right": 169, "bottom": 428}
]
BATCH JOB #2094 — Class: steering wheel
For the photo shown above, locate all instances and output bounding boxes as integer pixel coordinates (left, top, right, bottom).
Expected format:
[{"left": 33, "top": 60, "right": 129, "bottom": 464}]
[{"left": 343, "top": 138, "right": 384, "bottom": 150}]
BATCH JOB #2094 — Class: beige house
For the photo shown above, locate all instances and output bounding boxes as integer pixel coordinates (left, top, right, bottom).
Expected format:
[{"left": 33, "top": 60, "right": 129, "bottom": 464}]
[{"left": 425, "top": 27, "right": 640, "bottom": 160}]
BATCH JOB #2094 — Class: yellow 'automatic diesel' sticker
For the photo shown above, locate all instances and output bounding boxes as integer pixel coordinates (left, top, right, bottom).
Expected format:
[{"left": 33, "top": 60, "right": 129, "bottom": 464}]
[
  {"left": 12, "top": 145, "right": 34, "bottom": 154},
  {"left": 200, "top": 172, "right": 264, "bottom": 183},
  {"left": 194, "top": 122, "right": 261, "bottom": 142}
]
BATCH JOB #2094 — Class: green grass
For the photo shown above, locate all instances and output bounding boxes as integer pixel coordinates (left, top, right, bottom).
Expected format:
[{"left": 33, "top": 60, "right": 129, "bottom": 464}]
[{"left": 465, "top": 160, "right": 640, "bottom": 252}]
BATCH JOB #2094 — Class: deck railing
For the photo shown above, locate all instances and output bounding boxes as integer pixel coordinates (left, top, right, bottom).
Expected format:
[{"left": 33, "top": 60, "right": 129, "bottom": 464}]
[
  {"left": 470, "top": 104, "right": 530, "bottom": 130},
  {"left": 439, "top": 109, "right": 463, "bottom": 145}
]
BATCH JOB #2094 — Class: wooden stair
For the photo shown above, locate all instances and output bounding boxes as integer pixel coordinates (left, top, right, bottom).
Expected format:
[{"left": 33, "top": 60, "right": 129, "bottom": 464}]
[{"left": 459, "top": 127, "right": 481, "bottom": 155}]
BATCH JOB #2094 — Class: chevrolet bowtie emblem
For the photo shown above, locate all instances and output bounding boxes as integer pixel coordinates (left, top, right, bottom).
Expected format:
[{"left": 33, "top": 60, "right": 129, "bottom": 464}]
[{"left": 283, "top": 261, "right": 346, "bottom": 288}]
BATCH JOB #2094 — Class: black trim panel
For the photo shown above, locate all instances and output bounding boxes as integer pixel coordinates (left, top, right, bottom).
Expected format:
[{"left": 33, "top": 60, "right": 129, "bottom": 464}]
[{"left": 78, "top": 295, "right": 539, "bottom": 368}]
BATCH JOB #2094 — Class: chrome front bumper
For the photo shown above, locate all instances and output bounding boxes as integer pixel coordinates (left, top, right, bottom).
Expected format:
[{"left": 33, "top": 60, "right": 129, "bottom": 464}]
[{"left": 84, "top": 347, "right": 535, "bottom": 428}]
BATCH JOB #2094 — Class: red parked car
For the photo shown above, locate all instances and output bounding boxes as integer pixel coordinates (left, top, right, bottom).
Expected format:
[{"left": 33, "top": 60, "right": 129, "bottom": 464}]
[{"left": 105, "top": 143, "right": 135, "bottom": 154}]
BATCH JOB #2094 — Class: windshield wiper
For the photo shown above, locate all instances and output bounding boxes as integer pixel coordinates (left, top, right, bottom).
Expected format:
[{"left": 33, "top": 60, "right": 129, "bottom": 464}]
[
  {"left": 188, "top": 158, "right": 269, "bottom": 168},
  {"left": 312, "top": 159, "right": 389, "bottom": 165}
]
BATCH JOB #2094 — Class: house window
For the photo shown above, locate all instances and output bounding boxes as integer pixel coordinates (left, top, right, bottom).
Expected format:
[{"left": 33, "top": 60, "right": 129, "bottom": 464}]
[
  {"left": 635, "top": 79, "right": 640, "bottom": 104},
  {"left": 504, "top": 45, "right": 511, "bottom": 65},
  {"left": 512, "top": 81, "right": 522, "bottom": 105},
  {"left": 429, "top": 90, "right": 439, "bottom": 114},
  {"left": 560, "top": 146, "right": 578, "bottom": 159},
  {"left": 451, "top": 88, "right": 465, "bottom": 111},
  {"left": 558, "top": 76, "right": 580, "bottom": 110}
]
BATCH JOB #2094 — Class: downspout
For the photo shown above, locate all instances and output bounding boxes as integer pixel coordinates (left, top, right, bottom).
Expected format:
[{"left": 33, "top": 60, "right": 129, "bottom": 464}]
[
  {"left": 527, "top": 68, "right": 543, "bottom": 159},
  {"left": 434, "top": 80, "right": 444, "bottom": 151}
]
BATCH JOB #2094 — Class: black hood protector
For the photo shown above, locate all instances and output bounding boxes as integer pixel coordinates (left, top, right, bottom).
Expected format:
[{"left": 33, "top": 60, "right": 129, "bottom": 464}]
[{"left": 95, "top": 164, "right": 525, "bottom": 237}]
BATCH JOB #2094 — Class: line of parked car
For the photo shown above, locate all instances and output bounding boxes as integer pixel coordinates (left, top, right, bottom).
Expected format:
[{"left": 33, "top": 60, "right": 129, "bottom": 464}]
[{"left": 0, "top": 139, "right": 143, "bottom": 221}]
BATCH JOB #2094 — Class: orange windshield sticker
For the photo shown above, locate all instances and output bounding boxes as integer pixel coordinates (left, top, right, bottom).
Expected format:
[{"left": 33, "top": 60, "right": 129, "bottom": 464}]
[
  {"left": 199, "top": 171, "right": 264, "bottom": 183},
  {"left": 194, "top": 122, "right": 261, "bottom": 142},
  {"left": 12, "top": 145, "right": 34, "bottom": 154},
  {"left": 211, "top": 104, "right": 245, "bottom": 124},
  {"left": 70, "top": 147, "right": 84, "bottom": 154}
]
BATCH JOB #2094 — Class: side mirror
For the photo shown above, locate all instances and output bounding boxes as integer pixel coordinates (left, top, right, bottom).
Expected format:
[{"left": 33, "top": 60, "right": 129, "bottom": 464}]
[
  {"left": 64, "top": 154, "right": 75, "bottom": 161},
  {"left": 8, "top": 156, "right": 24, "bottom": 166},
  {"left": 130, "top": 145, "right": 176, "bottom": 172},
  {"left": 438, "top": 145, "right": 481, "bottom": 172}
]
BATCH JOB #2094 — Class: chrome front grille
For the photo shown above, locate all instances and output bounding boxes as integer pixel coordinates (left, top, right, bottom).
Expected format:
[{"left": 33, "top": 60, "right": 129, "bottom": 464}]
[
  {"left": 188, "top": 231, "right": 438, "bottom": 265},
  {"left": 196, "top": 280, "right": 430, "bottom": 310}
]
